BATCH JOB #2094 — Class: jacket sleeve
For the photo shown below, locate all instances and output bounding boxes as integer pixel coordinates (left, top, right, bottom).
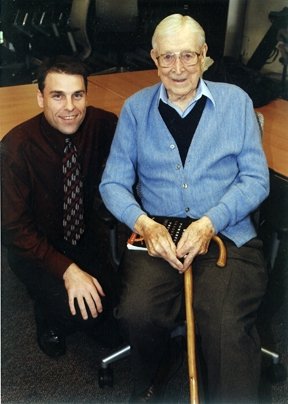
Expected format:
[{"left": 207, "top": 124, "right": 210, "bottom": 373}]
[{"left": 1, "top": 139, "right": 72, "bottom": 279}]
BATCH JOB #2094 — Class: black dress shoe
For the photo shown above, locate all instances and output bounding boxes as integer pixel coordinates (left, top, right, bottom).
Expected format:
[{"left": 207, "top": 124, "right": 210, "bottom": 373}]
[
  {"left": 37, "top": 328, "right": 66, "bottom": 358},
  {"left": 34, "top": 304, "right": 66, "bottom": 358}
]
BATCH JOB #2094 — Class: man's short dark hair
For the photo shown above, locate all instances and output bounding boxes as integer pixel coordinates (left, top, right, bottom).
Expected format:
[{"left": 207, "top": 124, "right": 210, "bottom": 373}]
[{"left": 37, "top": 55, "right": 89, "bottom": 92}]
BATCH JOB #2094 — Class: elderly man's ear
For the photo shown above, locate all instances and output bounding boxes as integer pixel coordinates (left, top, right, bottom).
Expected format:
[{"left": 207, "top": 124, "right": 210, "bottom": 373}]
[{"left": 150, "top": 49, "right": 158, "bottom": 67}]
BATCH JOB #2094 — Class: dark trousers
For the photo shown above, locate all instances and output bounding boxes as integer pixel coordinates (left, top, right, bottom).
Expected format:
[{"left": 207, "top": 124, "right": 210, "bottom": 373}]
[
  {"left": 8, "top": 234, "right": 118, "bottom": 334},
  {"left": 115, "top": 237, "right": 268, "bottom": 403}
]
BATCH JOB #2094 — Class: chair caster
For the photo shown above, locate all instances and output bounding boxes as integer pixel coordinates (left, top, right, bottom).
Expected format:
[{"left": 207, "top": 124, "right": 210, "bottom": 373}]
[
  {"left": 266, "top": 363, "right": 287, "bottom": 384},
  {"left": 98, "top": 366, "right": 114, "bottom": 388}
]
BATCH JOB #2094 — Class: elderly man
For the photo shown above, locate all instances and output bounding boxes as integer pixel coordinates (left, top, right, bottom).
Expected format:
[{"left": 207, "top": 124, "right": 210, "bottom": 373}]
[
  {"left": 2, "top": 55, "right": 118, "bottom": 358},
  {"left": 100, "top": 14, "right": 269, "bottom": 403}
]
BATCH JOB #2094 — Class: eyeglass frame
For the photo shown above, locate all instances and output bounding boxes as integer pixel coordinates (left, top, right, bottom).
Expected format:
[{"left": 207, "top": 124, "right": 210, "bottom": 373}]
[{"left": 156, "top": 50, "right": 201, "bottom": 68}]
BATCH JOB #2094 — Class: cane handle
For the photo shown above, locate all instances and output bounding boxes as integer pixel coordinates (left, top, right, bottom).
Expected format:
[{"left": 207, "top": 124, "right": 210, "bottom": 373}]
[{"left": 211, "top": 235, "right": 227, "bottom": 267}]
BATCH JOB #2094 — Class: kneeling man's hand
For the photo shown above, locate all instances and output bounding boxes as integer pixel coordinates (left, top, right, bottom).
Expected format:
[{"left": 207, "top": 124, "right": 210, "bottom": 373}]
[{"left": 63, "top": 264, "right": 105, "bottom": 320}]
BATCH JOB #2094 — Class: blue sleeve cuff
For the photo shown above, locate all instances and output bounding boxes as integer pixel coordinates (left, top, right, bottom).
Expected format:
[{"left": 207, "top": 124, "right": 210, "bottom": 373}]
[{"left": 122, "top": 205, "right": 148, "bottom": 231}]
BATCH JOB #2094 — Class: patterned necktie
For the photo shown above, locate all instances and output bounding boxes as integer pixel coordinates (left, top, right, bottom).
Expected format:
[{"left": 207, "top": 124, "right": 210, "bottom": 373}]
[{"left": 62, "top": 137, "right": 85, "bottom": 245}]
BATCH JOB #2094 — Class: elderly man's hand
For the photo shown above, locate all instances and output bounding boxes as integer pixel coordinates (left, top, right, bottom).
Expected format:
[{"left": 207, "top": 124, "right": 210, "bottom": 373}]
[
  {"left": 176, "top": 216, "right": 215, "bottom": 272},
  {"left": 63, "top": 264, "right": 105, "bottom": 320},
  {"left": 134, "top": 215, "right": 184, "bottom": 271}
]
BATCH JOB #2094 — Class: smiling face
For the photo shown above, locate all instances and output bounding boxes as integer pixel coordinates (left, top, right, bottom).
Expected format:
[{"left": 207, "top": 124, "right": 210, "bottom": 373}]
[
  {"left": 151, "top": 25, "right": 207, "bottom": 109},
  {"left": 37, "top": 72, "right": 87, "bottom": 135}
]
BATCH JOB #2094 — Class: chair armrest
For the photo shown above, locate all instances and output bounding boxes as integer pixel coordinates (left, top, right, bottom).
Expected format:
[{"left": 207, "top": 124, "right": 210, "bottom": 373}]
[
  {"left": 96, "top": 202, "right": 120, "bottom": 268},
  {"left": 97, "top": 202, "right": 118, "bottom": 228}
]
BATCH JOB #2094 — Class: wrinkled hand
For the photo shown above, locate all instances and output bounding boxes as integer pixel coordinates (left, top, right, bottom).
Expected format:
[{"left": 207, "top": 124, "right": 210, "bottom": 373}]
[
  {"left": 63, "top": 263, "right": 105, "bottom": 320},
  {"left": 176, "top": 216, "right": 215, "bottom": 272},
  {"left": 134, "top": 215, "right": 183, "bottom": 271}
]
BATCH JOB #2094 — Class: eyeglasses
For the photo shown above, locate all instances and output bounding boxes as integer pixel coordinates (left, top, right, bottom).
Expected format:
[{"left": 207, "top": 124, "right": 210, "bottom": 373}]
[{"left": 156, "top": 51, "right": 201, "bottom": 68}]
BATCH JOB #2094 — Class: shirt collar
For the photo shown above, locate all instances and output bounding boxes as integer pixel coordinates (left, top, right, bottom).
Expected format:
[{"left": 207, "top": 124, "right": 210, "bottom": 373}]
[
  {"left": 159, "top": 78, "right": 215, "bottom": 118},
  {"left": 40, "top": 114, "right": 81, "bottom": 155}
]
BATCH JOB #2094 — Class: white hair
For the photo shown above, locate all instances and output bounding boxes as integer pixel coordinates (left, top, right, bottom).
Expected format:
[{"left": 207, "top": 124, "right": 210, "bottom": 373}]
[{"left": 152, "top": 14, "right": 206, "bottom": 50}]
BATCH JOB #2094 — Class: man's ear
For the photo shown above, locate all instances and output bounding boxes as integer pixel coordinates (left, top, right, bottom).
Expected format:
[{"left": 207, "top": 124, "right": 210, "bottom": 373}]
[
  {"left": 37, "top": 90, "right": 44, "bottom": 108},
  {"left": 150, "top": 49, "right": 159, "bottom": 67},
  {"left": 202, "top": 43, "right": 208, "bottom": 58}
]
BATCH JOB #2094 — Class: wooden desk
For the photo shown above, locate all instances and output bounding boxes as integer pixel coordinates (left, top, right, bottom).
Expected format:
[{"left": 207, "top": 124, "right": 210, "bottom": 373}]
[
  {"left": 88, "top": 69, "right": 159, "bottom": 99},
  {"left": 256, "top": 99, "right": 288, "bottom": 178},
  {"left": 86, "top": 84, "right": 125, "bottom": 117},
  {"left": 0, "top": 83, "right": 40, "bottom": 139},
  {"left": 0, "top": 69, "right": 287, "bottom": 177}
]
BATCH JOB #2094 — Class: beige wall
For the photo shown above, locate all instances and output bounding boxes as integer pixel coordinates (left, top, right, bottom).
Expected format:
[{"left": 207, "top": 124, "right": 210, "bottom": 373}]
[{"left": 241, "top": 0, "right": 287, "bottom": 75}]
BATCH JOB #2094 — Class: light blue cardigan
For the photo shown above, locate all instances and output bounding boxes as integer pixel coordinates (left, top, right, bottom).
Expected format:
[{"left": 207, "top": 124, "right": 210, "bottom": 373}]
[{"left": 100, "top": 80, "right": 269, "bottom": 247}]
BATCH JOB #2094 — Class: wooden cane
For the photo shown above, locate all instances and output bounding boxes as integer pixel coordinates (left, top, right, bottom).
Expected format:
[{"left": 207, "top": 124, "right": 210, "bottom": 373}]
[{"left": 184, "top": 235, "right": 227, "bottom": 404}]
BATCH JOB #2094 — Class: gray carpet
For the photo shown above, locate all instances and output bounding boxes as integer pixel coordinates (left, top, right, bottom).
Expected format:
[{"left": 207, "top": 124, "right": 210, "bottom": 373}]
[
  {"left": 1, "top": 245, "right": 189, "bottom": 404},
  {"left": 1, "top": 239, "right": 287, "bottom": 403}
]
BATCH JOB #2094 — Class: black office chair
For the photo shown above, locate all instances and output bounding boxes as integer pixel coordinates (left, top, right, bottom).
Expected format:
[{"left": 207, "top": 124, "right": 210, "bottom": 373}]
[
  {"left": 92, "top": 0, "right": 142, "bottom": 72},
  {"left": 0, "top": 0, "right": 42, "bottom": 85},
  {"left": 66, "top": 0, "right": 92, "bottom": 61},
  {"left": 257, "top": 168, "right": 288, "bottom": 383},
  {"left": 259, "top": 170, "right": 288, "bottom": 271}
]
